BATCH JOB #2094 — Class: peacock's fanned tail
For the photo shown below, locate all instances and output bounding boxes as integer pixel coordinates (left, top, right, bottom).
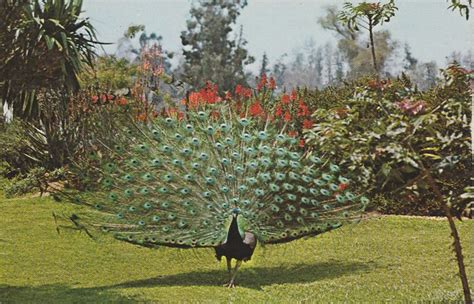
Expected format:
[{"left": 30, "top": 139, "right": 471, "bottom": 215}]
[{"left": 62, "top": 104, "right": 368, "bottom": 248}]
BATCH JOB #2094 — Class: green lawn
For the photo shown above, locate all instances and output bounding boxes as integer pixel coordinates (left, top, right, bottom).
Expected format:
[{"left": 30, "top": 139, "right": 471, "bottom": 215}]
[{"left": 0, "top": 196, "right": 472, "bottom": 303}]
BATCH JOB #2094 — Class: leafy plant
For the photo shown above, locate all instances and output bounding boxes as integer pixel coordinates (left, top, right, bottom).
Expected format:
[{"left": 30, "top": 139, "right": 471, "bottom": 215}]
[
  {"left": 448, "top": 0, "right": 473, "bottom": 19},
  {"left": 338, "top": 1, "right": 397, "bottom": 76},
  {"left": 0, "top": 0, "right": 99, "bottom": 120},
  {"left": 305, "top": 64, "right": 472, "bottom": 303}
]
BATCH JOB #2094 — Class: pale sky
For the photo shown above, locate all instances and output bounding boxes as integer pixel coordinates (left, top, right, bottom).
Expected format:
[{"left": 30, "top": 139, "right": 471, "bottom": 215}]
[{"left": 83, "top": 0, "right": 473, "bottom": 72}]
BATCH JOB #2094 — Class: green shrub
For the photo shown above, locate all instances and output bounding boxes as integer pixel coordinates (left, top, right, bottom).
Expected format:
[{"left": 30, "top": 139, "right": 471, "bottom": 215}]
[
  {"left": 2, "top": 167, "right": 65, "bottom": 198},
  {"left": 0, "top": 120, "right": 39, "bottom": 176},
  {"left": 305, "top": 65, "right": 471, "bottom": 216}
]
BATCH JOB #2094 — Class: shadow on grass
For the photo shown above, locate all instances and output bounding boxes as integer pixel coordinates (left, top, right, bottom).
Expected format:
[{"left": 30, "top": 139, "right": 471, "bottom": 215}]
[
  {"left": 110, "top": 260, "right": 377, "bottom": 290},
  {"left": 0, "top": 284, "right": 135, "bottom": 304},
  {"left": 0, "top": 260, "right": 376, "bottom": 302}
]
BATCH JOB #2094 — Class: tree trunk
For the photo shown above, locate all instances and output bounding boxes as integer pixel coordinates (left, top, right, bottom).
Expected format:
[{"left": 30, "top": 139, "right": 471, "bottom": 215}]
[
  {"left": 424, "top": 171, "right": 472, "bottom": 303},
  {"left": 368, "top": 20, "right": 378, "bottom": 79}
]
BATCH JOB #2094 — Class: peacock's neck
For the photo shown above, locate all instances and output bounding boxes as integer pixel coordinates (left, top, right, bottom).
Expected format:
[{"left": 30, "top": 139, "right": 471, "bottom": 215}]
[{"left": 227, "top": 216, "right": 242, "bottom": 242}]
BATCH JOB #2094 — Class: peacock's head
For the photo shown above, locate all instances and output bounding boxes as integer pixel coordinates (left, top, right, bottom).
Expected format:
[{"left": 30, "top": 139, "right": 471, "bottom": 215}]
[{"left": 231, "top": 207, "right": 241, "bottom": 217}]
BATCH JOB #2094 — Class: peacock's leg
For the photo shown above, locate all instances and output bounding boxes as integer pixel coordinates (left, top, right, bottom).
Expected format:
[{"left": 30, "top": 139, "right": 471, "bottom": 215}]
[
  {"left": 222, "top": 257, "right": 232, "bottom": 286},
  {"left": 226, "top": 257, "right": 232, "bottom": 276},
  {"left": 226, "top": 260, "right": 242, "bottom": 288}
]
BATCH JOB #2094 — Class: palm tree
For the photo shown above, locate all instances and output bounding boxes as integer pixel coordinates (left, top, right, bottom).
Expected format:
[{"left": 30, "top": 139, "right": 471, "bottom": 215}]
[{"left": 0, "top": 0, "right": 99, "bottom": 119}]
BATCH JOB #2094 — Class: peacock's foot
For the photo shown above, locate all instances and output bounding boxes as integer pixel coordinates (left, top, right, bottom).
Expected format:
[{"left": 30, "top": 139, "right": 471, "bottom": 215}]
[{"left": 223, "top": 281, "right": 236, "bottom": 288}]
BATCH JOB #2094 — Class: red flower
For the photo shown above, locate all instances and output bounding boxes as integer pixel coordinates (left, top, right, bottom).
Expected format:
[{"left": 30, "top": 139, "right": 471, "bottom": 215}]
[
  {"left": 297, "top": 100, "right": 309, "bottom": 117},
  {"left": 225, "top": 91, "right": 232, "bottom": 100},
  {"left": 117, "top": 97, "right": 127, "bottom": 106},
  {"left": 299, "top": 138, "right": 305, "bottom": 148},
  {"left": 281, "top": 94, "right": 290, "bottom": 104},
  {"left": 290, "top": 89, "right": 297, "bottom": 101},
  {"left": 268, "top": 77, "right": 276, "bottom": 90},
  {"left": 249, "top": 101, "right": 264, "bottom": 117},
  {"left": 275, "top": 105, "right": 283, "bottom": 117},
  {"left": 256, "top": 74, "right": 267, "bottom": 91},
  {"left": 235, "top": 84, "right": 252, "bottom": 98},
  {"left": 242, "top": 87, "right": 252, "bottom": 98},
  {"left": 137, "top": 112, "right": 147, "bottom": 122},
  {"left": 303, "top": 119, "right": 313, "bottom": 129},
  {"left": 91, "top": 95, "right": 99, "bottom": 104},
  {"left": 235, "top": 84, "right": 242, "bottom": 95},
  {"left": 284, "top": 110, "right": 291, "bottom": 122},
  {"left": 188, "top": 92, "right": 201, "bottom": 109},
  {"left": 101, "top": 94, "right": 107, "bottom": 103},
  {"left": 396, "top": 99, "right": 426, "bottom": 115},
  {"left": 288, "top": 130, "right": 298, "bottom": 137},
  {"left": 338, "top": 183, "right": 348, "bottom": 191}
]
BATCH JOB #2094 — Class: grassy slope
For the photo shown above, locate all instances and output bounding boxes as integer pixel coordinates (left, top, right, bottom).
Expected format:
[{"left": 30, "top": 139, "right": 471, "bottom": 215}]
[{"left": 0, "top": 196, "right": 472, "bottom": 303}]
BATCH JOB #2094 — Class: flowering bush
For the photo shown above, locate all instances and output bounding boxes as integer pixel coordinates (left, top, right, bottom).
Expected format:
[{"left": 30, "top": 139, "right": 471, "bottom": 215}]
[
  {"left": 305, "top": 64, "right": 472, "bottom": 216},
  {"left": 177, "top": 75, "right": 315, "bottom": 148}
]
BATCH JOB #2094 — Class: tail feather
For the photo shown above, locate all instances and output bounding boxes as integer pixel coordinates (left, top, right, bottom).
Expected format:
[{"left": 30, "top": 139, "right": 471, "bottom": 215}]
[{"left": 60, "top": 105, "right": 368, "bottom": 248}]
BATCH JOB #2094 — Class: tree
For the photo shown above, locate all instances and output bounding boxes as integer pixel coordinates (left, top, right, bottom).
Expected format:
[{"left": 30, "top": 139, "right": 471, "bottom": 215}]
[
  {"left": 319, "top": 5, "right": 398, "bottom": 80},
  {"left": 402, "top": 43, "right": 418, "bottom": 71},
  {"left": 448, "top": 0, "right": 473, "bottom": 19},
  {"left": 271, "top": 54, "right": 288, "bottom": 90},
  {"left": 334, "top": 50, "right": 345, "bottom": 84},
  {"left": 259, "top": 52, "right": 270, "bottom": 77},
  {"left": 346, "top": 30, "right": 398, "bottom": 79},
  {"left": 338, "top": 1, "right": 398, "bottom": 77},
  {"left": 324, "top": 43, "right": 334, "bottom": 84},
  {"left": 116, "top": 25, "right": 173, "bottom": 74},
  {"left": 0, "top": 0, "right": 99, "bottom": 120},
  {"left": 446, "top": 50, "right": 474, "bottom": 70},
  {"left": 180, "top": 0, "right": 254, "bottom": 91}
]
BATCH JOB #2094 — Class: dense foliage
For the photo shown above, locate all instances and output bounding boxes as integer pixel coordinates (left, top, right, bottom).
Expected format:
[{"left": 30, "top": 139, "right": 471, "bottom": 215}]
[
  {"left": 0, "top": 0, "right": 98, "bottom": 119},
  {"left": 305, "top": 66, "right": 472, "bottom": 217},
  {"left": 180, "top": 0, "right": 254, "bottom": 91}
]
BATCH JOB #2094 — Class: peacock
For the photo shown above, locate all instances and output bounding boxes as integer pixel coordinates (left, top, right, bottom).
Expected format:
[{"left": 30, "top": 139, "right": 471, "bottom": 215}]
[{"left": 59, "top": 99, "right": 368, "bottom": 288}]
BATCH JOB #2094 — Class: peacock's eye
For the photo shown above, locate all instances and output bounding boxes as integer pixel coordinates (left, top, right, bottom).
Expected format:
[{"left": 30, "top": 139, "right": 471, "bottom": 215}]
[
  {"left": 269, "top": 184, "right": 279, "bottom": 192},
  {"left": 320, "top": 189, "right": 331, "bottom": 196},
  {"left": 206, "top": 126, "right": 215, "bottom": 134},
  {"left": 239, "top": 118, "right": 249, "bottom": 126},
  {"left": 257, "top": 131, "right": 267, "bottom": 140},
  {"left": 191, "top": 138, "right": 200, "bottom": 146},
  {"left": 322, "top": 173, "right": 333, "bottom": 181},
  {"left": 276, "top": 134, "right": 286, "bottom": 142},
  {"left": 199, "top": 153, "right": 208, "bottom": 160},
  {"left": 260, "top": 145, "right": 271, "bottom": 154},
  {"left": 197, "top": 111, "right": 207, "bottom": 119}
]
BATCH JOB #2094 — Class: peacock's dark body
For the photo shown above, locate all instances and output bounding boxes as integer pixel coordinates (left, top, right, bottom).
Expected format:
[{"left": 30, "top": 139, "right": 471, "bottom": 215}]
[{"left": 63, "top": 102, "right": 368, "bottom": 287}]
